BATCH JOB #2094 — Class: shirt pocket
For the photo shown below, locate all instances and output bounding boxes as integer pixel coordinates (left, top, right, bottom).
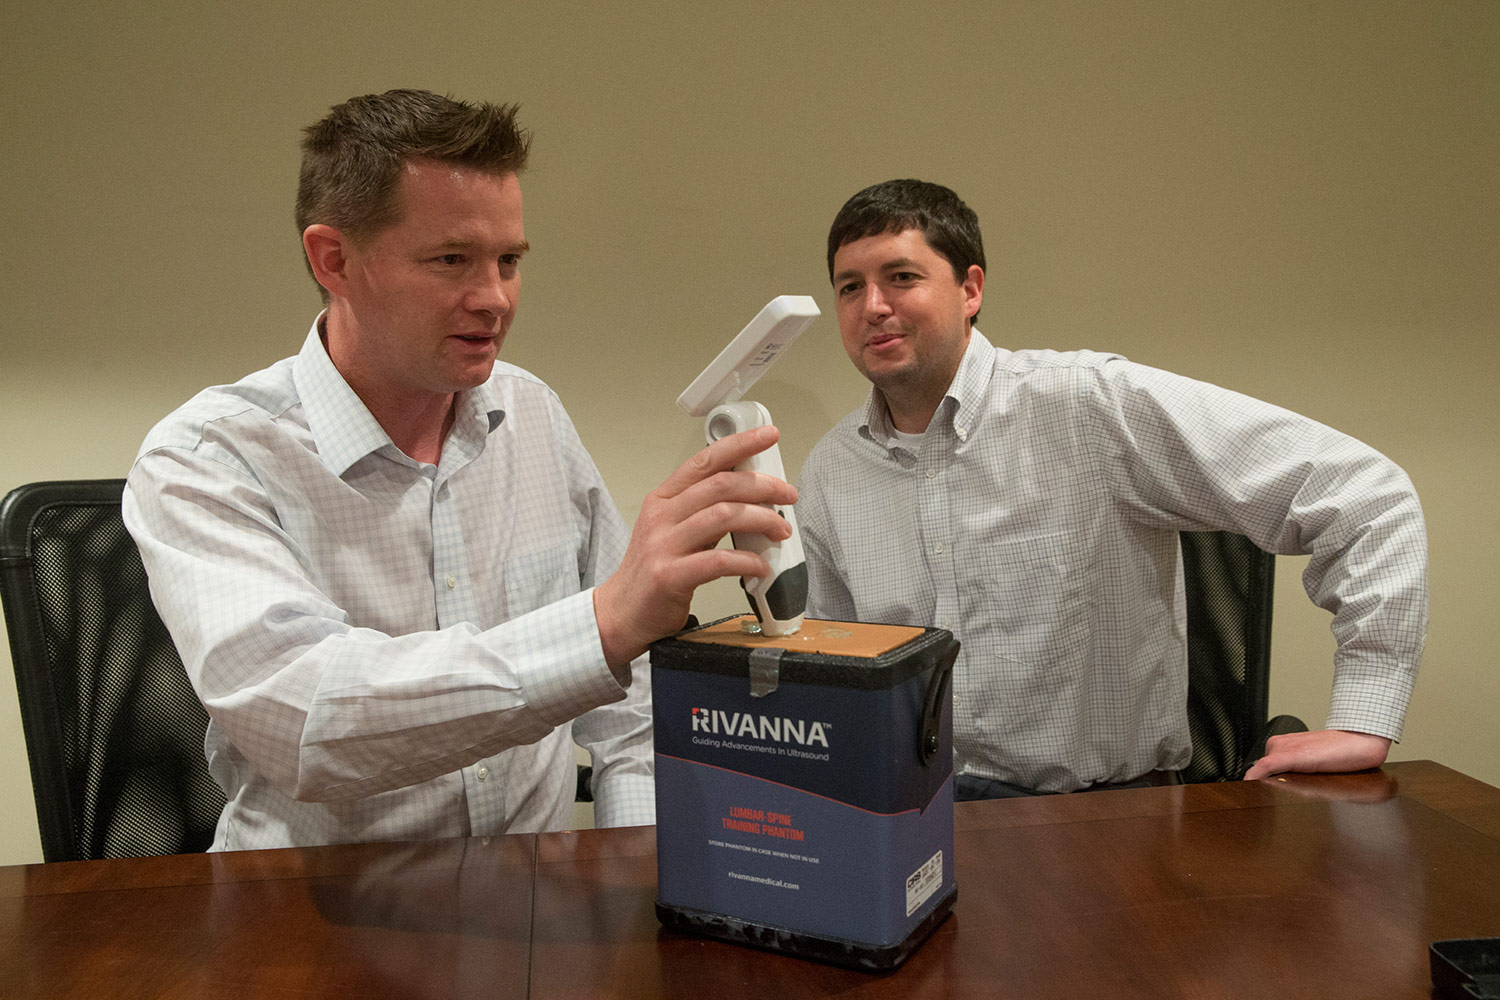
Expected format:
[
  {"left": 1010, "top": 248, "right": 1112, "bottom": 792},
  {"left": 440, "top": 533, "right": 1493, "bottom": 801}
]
[
  {"left": 503, "top": 542, "right": 580, "bottom": 619},
  {"left": 966, "top": 531, "right": 1091, "bottom": 668}
]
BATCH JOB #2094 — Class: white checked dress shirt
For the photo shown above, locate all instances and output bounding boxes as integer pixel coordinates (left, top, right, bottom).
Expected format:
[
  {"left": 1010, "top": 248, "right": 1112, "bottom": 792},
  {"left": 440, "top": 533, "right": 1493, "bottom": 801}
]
[
  {"left": 124, "top": 319, "right": 653, "bottom": 849},
  {"left": 797, "top": 331, "right": 1427, "bottom": 793}
]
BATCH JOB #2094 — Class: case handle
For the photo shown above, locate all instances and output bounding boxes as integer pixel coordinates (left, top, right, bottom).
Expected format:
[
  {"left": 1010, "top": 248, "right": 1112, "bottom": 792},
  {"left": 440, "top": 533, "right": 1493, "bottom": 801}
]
[{"left": 918, "top": 641, "right": 958, "bottom": 765}]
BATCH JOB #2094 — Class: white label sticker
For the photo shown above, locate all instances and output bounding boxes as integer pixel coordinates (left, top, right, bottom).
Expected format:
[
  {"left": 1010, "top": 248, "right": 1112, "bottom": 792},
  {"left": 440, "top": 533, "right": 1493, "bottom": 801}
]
[{"left": 905, "top": 849, "right": 943, "bottom": 917}]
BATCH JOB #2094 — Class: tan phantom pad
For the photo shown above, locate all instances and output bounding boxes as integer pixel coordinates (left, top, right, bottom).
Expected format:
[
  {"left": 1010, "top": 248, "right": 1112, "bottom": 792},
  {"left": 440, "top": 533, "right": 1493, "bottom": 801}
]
[{"left": 677, "top": 615, "right": 924, "bottom": 658}]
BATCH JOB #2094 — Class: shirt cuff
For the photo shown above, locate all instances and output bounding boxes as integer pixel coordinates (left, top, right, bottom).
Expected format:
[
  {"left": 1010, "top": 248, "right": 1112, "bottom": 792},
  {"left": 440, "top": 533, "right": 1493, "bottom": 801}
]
[
  {"left": 1325, "top": 654, "right": 1417, "bottom": 742},
  {"left": 592, "top": 770, "right": 656, "bottom": 828},
  {"left": 496, "top": 588, "right": 627, "bottom": 728}
]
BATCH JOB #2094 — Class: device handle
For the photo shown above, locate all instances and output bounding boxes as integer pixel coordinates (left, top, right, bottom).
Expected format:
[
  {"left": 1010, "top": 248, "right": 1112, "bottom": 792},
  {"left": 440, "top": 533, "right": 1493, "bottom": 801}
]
[{"left": 705, "top": 401, "right": 806, "bottom": 635}]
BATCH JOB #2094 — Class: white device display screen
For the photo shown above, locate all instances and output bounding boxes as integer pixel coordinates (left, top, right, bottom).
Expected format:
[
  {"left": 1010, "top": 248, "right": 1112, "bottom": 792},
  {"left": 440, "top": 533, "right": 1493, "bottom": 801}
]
[{"left": 676, "top": 296, "right": 820, "bottom": 417}]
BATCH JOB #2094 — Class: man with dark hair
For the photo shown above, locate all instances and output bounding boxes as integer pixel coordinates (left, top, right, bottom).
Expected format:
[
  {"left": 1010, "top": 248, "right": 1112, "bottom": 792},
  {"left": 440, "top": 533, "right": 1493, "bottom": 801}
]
[
  {"left": 123, "top": 90, "right": 797, "bottom": 849},
  {"left": 797, "top": 178, "right": 1428, "bottom": 797},
  {"left": 824, "top": 177, "right": 987, "bottom": 308}
]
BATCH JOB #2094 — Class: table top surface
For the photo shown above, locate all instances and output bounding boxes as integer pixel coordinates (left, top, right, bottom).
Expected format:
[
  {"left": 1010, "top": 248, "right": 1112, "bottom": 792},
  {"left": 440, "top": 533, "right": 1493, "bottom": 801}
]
[{"left": 3, "top": 759, "right": 1498, "bottom": 999}]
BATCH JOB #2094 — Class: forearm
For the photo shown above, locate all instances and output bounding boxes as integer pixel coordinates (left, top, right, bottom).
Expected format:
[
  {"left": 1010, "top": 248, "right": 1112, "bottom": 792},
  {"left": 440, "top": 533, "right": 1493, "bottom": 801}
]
[
  {"left": 1097, "top": 361, "right": 1429, "bottom": 739},
  {"left": 168, "top": 568, "right": 626, "bottom": 802},
  {"left": 270, "top": 596, "right": 625, "bottom": 801},
  {"left": 125, "top": 455, "right": 626, "bottom": 803},
  {"left": 1305, "top": 467, "right": 1428, "bottom": 740}
]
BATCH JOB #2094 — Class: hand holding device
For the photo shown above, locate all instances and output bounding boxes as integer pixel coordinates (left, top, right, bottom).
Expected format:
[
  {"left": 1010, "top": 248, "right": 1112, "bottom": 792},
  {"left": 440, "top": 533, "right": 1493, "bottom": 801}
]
[{"left": 677, "top": 296, "right": 820, "bottom": 635}]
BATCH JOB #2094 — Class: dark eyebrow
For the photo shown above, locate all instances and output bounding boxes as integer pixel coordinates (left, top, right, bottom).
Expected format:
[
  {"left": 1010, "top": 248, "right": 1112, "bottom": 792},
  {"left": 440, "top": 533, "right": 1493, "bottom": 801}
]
[
  {"left": 880, "top": 257, "right": 922, "bottom": 273},
  {"left": 431, "top": 238, "right": 532, "bottom": 254},
  {"left": 832, "top": 257, "right": 922, "bottom": 285}
]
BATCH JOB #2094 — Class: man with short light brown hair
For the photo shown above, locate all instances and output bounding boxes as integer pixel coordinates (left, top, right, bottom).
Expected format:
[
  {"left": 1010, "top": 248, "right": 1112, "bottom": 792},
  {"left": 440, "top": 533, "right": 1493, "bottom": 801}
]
[{"left": 124, "top": 90, "right": 797, "bottom": 849}]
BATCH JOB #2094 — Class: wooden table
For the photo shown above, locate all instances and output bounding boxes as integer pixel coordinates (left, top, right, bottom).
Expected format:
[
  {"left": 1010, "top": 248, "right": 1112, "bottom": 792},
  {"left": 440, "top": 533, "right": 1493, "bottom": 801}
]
[{"left": 3, "top": 760, "right": 1498, "bottom": 998}]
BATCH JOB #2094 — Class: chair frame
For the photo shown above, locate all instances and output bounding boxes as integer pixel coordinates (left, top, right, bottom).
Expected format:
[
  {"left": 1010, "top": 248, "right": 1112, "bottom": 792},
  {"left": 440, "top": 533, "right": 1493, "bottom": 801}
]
[
  {"left": 2, "top": 479, "right": 221, "bottom": 861},
  {"left": 1180, "top": 529, "right": 1305, "bottom": 782}
]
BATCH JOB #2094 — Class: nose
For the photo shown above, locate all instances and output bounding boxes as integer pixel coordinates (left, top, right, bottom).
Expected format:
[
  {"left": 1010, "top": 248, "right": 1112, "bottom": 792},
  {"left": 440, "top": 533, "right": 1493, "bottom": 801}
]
[
  {"left": 467, "top": 261, "right": 513, "bottom": 320},
  {"left": 862, "top": 284, "right": 892, "bottom": 323}
]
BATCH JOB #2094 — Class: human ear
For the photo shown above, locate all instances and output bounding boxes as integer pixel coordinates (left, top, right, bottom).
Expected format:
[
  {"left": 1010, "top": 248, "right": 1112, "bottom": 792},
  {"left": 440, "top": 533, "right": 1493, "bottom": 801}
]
[
  {"left": 962, "top": 264, "right": 985, "bottom": 320},
  {"left": 302, "top": 224, "right": 352, "bottom": 299}
]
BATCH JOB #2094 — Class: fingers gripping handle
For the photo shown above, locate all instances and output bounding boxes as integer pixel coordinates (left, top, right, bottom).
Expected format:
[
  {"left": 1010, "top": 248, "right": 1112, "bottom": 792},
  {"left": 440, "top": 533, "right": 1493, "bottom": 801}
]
[{"left": 705, "top": 401, "right": 807, "bottom": 635}]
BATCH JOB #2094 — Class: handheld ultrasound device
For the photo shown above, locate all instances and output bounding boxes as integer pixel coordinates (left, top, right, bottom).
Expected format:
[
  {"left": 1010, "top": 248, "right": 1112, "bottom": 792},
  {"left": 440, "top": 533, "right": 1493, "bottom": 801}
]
[{"left": 676, "top": 296, "right": 820, "bottom": 635}]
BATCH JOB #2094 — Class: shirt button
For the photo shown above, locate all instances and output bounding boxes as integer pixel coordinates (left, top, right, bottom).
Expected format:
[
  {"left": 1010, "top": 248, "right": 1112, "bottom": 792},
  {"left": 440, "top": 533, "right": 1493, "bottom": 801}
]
[
  {"left": 446, "top": 575, "right": 458, "bottom": 590},
  {"left": 925, "top": 469, "right": 937, "bottom": 479},
  {"left": 477, "top": 765, "right": 490, "bottom": 781},
  {"left": 934, "top": 542, "right": 945, "bottom": 554}
]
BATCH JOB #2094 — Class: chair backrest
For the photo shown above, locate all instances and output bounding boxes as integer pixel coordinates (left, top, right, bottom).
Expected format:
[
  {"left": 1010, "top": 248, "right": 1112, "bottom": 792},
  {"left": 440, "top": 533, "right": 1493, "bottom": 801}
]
[
  {"left": 0, "top": 479, "right": 224, "bottom": 861},
  {"left": 1180, "top": 530, "right": 1276, "bottom": 783}
]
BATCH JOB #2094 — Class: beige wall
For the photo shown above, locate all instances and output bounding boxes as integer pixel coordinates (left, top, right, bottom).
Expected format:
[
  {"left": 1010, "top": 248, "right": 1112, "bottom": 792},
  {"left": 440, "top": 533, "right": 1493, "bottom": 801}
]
[{"left": 2, "top": 1, "right": 1495, "bottom": 865}]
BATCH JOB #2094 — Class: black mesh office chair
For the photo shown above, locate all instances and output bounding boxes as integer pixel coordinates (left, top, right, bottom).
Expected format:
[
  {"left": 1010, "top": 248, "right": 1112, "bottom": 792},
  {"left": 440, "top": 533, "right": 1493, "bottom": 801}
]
[
  {"left": 1180, "top": 530, "right": 1307, "bottom": 782},
  {"left": 0, "top": 479, "right": 224, "bottom": 861}
]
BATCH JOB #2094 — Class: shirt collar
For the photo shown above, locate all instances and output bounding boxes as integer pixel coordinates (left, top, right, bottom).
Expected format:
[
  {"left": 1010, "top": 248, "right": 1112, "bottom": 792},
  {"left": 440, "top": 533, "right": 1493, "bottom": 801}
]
[
  {"left": 292, "top": 313, "right": 506, "bottom": 477},
  {"left": 858, "top": 328, "right": 996, "bottom": 449},
  {"left": 945, "top": 328, "right": 996, "bottom": 440}
]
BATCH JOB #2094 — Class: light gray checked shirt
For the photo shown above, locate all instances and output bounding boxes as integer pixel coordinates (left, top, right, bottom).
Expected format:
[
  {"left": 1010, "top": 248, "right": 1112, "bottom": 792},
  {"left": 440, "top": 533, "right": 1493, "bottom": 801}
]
[
  {"left": 797, "top": 331, "right": 1427, "bottom": 793},
  {"left": 123, "top": 319, "right": 653, "bottom": 850}
]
